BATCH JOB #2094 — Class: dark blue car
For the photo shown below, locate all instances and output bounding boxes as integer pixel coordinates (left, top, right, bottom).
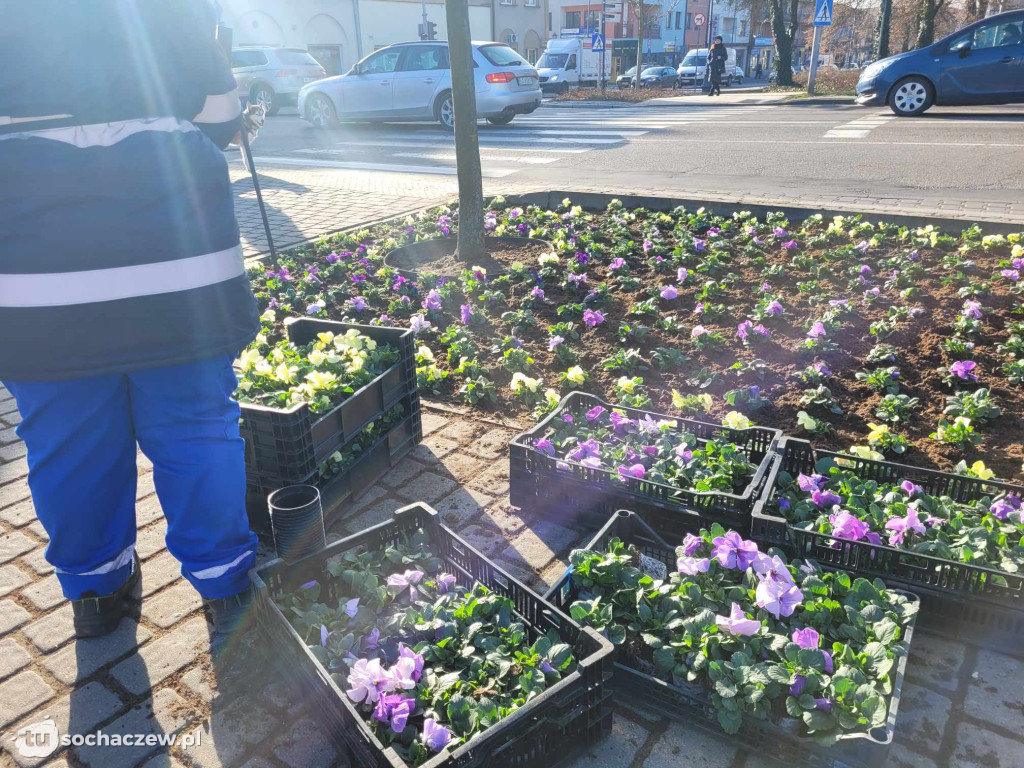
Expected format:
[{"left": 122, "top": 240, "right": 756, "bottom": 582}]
[{"left": 856, "top": 10, "right": 1024, "bottom": 116}]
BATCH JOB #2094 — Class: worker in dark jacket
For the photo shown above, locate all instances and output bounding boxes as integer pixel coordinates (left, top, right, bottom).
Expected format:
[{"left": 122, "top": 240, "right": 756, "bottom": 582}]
[
  {"left": 0, "top": 1, "right": 261, "bottom": 639},
  {"left": 708, "top": 36, "right": 728, "bottom": 96}
]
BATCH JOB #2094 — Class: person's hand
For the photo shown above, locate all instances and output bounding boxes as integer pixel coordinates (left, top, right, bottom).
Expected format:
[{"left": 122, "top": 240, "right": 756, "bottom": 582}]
[{"left": 241, "top": 101, "right": 266, "bottom": 143}]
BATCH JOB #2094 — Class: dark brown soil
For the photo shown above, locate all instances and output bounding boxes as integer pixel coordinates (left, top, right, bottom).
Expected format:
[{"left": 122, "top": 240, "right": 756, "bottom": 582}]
[{"left": 387, "top": 238, "right": 550, "bottom": 278}]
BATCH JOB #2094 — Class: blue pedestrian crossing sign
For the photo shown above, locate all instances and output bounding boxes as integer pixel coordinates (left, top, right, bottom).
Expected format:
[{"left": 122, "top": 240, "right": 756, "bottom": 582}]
[
  {"left": 813, "top": 0, "right": 833, "bottom": 26},
  {"left": 591, "top": 33, "right": 605, "bottom": 52}
]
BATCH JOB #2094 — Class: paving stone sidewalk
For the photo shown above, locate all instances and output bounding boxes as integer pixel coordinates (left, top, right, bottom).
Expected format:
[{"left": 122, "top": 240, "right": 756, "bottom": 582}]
[{"left": 1, "top": 383, "right": 1022, "bottom": 768}]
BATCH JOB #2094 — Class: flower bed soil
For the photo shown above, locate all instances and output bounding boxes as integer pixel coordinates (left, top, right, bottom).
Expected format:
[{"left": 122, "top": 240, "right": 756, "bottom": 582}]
[
  {"left": 385, "top": 237, "right": 551, "bottom": 278},
  {"left": 245, "top": 201, "right": 1024, "bottom": 478}
]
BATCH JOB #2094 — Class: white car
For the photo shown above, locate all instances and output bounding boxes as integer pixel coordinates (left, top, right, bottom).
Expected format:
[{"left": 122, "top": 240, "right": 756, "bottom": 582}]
[
  {"left": 298, "top": 41, "right": 542, "bottom": 129},
  {"left": 727, "top": 65, "right": 744, "bottom": 85}
]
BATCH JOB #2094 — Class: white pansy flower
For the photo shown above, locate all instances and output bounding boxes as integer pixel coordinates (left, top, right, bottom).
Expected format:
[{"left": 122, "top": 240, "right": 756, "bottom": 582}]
[
  {"left": 274, "top": 363, "right": 298, "bottom": 383},
  {"left": 305, "top": 371, "right": 337, "bottom": 390},
  {"left": 307, "top": 349, "right": 327, "bottom": 366},
  {"left": 237, "top": 349, "right": 262, "bottom": 372}
]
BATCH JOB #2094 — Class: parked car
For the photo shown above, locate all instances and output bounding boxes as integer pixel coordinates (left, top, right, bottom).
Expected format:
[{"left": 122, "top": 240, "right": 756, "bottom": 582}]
[
  {"left": 676, "top": 47, "right": 737, "bottom": 87},
  {"left": 640, "top": 66, "right": 678, "bottom": 88},
  {"left": 231, "top": 46, "right": 326, "bottom": 115},
  {"left": 857, "top": 9, "right": 1024, "bottom": 115},
  {"left": 727, "top": 65, "right": 744, "bottom": 85},
  {"left": 298, "top": 41, "right": 541, "bottom": 129},
  {"left": 617, "top": 65, "right": 638, "bottom": 89}
]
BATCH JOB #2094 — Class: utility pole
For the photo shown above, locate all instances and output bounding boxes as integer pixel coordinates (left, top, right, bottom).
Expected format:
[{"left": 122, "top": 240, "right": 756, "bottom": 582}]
[
  {"left": 421, "top": 0, "right": 429, "bottom": 39},
  {"left": 807, "top": 25, "right": 822, "bottom": 94},
  {"left": 444, "top": 0, "right": 485, "bottom": 259}
]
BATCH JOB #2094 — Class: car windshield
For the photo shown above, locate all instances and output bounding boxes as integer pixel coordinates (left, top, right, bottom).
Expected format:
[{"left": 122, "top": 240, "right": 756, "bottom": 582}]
[
  {"left": 681, "top": 53, "right": 707, "bottom": 67},
  {"left": 538, "top": 53, "right": 569, "bottom": 69},
  {"left": 278, "top": 50, "right": 320, "bottom": 66},
  {"left": 480, "top": 45, "right": 527, "bottom": 66},
  {"left": 642, "top": 68, "right": 663, "bottom": 76}
]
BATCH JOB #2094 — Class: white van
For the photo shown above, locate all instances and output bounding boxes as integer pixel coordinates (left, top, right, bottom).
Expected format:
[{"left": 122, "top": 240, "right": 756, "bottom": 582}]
[
  {"left": 536, "top": 38, "right": 610, "bottom": 92},
  {"left": 676, "top": 47, "right": 738, "bottom": 87}
]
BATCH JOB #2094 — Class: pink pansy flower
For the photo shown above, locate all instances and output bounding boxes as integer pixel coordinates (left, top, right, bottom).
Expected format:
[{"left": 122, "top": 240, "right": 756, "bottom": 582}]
[{"left": 716, "top": 603, "right": 761, "bottom": 636}]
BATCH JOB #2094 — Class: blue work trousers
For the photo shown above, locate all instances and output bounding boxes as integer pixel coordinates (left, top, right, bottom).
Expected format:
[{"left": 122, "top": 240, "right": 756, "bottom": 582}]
[{"left": 3, "top": 355, "right": 257, "bottom": 600}]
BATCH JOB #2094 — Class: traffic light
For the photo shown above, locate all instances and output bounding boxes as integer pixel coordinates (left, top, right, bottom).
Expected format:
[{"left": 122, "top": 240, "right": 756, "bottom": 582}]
[{"left": 426, "top": 21, "right": 437, "bottom": 40}]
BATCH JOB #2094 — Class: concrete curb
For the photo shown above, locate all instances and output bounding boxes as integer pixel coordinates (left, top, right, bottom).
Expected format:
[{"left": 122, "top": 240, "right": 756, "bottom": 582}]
[{"left": 500, "top": 190, "right": 1023, "bottom": 234}]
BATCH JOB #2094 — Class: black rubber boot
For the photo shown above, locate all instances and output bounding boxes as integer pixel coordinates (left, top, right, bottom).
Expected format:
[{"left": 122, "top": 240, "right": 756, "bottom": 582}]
[
  {"left": 71, "top": 552, "right": 142, "bottom": 639},
  {"left": 203, "top": 589, "right": 256, "bottom": 638}
]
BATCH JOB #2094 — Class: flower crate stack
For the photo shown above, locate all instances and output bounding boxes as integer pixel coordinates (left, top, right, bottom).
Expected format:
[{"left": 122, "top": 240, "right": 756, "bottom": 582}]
[
  {"left": 238, "top": 319, "right": 421, "bottom": 533},
  {"left": 250, "top": 503, "right": 614, "bottom": 768},
  {"left": 751, "top": 438, "right": 1023, "bottom": 656},
  {"left": 510, "top": 392, "right": 781, "bottom": 540},
  {"left": 546, "top": 510, "right": 919, "bottom": 768}
]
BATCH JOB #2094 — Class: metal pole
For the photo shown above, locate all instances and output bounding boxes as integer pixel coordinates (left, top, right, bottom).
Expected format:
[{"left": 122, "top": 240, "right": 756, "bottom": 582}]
[
  {"left": 422, "top": 0, "right": 428, "bottom": 38},
  {"left": 807, "top": 25, "right": 822, "bottom": 95},
  {"left": 238, "top": 100, "right": 279, "bottom": 269},
  {"left": 600, "top": 8, "right": 607, "bottom": 90},
  {"left": 706, "top": 0, "right": 714, "bottom": 47}
]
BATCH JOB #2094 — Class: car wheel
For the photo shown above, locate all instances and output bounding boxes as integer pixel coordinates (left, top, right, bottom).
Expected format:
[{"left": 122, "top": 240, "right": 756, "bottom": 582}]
[
  {"left": 436, "top": 92, "right": 455, "bottom": 130},
  {"left": 888, "top": 76, "right": 933, "bottom": 116},
  {"left": 559, "top": 82, "right": 569, "bottom": 94},
  {"left": 251, "top": 83, "right": 279, "bottom": 116},
  {"left": 486, "top": 113, "right": 515, "bottom": 126},
  {"left": 306, "top": 94, "right": 337, "bottom": 128}
]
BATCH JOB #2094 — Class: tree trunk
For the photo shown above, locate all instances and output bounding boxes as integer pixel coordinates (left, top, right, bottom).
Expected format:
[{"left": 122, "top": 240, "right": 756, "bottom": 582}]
[
  {"left": 915, "top": 0, "right": 944, "bottom": 49},
  {"left": 634, "top": 3, "right": 645, "bottom": 90},
  {"left": 874, "top": 0, "right": 892, "bottom": 60},
  {"left": 769, "top": 0, "right": 795, "bottom": 86},
  {"left": 444, "top": 0, "right": 485, "bottom": 260}
]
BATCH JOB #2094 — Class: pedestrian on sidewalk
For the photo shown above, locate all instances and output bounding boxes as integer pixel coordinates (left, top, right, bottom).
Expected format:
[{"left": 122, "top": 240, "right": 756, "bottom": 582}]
[
  {"left": 708, "top": 36, "right": 728, "bottom": 97},
  {"left": 755, "top": 59, "right": 763, "bottom": 79},
  {"left": 1, "top": 1, "right": 263, "bottom": 642}
]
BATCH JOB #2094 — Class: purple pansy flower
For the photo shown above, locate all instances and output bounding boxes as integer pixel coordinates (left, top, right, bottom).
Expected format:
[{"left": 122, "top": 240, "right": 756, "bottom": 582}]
[
  {"left": 422, "top": 290, "right": 442, "bottom": 311},
  {"left": 773, "top": 226, "right": 788, "bottom": 238},
  {"left": 423, "top": 719, "right": 452, "bottom": 752},
  {"left": 885, "top": 508, "right": 926, "bottom": 546},
  {"left": 583, "top": 309, "right": 605, "bottom": 327},
  {"left": 586, "top": 405, "right": 606, "bottom": 422},
  {"left": 737, "top": 320, "right": 753, "bottom": 340},
  {"left": 692, "top": 325, "right": 707, "bottom": 338},
  {"left": 797, "top": 473, "right": 827, "bottom": 492},
  {"left": 765, "top": 300, "right": 784, "bottom": 316},
  {"left": 609, "top": 257, "right": 627, "bottom": 271},
  {"left": 815, "top": 699, "right": 833, "bottom": 713},
  {"left": 693, "top": 237, "right": 706, "bottom": 251},
  {"left": 344, "top": 597, "right": 360, "bottom": 618},
  {"left": 962, "top": 300, "right": 983, "bottom": 319},
  {"left": 532, "top": 286, "right": 545, "bottom": 300},
  {"left": 781, "top": 240, "right": 798, "bottom": 249},
  {"left": 609, "top": 411, "right": 633, "bottom": 433},
  {"left": 300, "top": 580, "right": 318, "bottom": 589},
  {"left": 900, "top": 480, "right": 922, "bottom": 497},
  {"left": 678, "top": 267, "right": 690, "bottom": 283},
  {"left": 681, "top": 533, "right": 702, "bottom": 556},
  {"left": 436, "top": 573, "right": 457, "bottom": 593},
  {"left": 618, "top": 464, "right": 646, "bottom": 480},
  {"left": 321, "top": 624, "right": 330, "bottom": 647},
  {"left": 677, "top": 556, "right": 711, "bottom": 576},
  {"left": 716, "top": 603, "right": 761, "bottom": 636},
  {"left": 374, "top": 694, "right": 415, "bottom": 733},
  {"left": 949, "top": 360, "right": 978, "bottom": 381},
  {"left": 830, "top": 511, "right": 869, "bottom": 542},
  {"left": 807, "top": 322, "right": 827, "bottom": 339},
  {"left": 535, "top": 439, "right": 555, "bottom": 457},
  {"left": 711, "top": 531, "right": 759, "bottom": 570},
  {"left": 790, "top": 674, "right": 807, "bottom": 696},
  {"left": 812, "top": 489, "right": 843, "bottom": 508},
  {"left": 346, "top": 658, "right": 391, "bottom": 704},
  {"left": 792, "top": 627, "right": 820, "bottom": 649},
  {"left": 660, "top": 285, "right": 679, "bottom": 300}
]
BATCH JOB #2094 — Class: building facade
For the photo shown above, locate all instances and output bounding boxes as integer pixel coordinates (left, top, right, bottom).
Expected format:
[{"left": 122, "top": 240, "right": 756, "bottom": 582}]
[
  {"left": 219, "top": 0, "right": 494, "bottom": 75},
  {"left": 493, "top": 0, "right": 548, "bottom": 63}
]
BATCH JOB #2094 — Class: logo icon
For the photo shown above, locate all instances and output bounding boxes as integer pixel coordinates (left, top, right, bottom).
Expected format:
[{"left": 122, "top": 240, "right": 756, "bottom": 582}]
[{"left": 13, "top": 718, "right": 60, "bottom": 758}]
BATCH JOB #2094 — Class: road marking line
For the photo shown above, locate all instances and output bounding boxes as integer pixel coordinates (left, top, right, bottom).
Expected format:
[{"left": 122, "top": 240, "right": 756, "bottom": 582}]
[
  {"left": 627, "top": 138, "right": 1024, "bottom": 147},
  {"left": 250, "top": 156, "right": 517, "bottom": 178},
  {"left": 824, "top": 129, "right": 871, "bottom": 138},
  {"left": 295, "top": 143, "right": 595, "bottom": 154},
  {"left": 392, "top": 151, "right": 558, "bottom": 164}
]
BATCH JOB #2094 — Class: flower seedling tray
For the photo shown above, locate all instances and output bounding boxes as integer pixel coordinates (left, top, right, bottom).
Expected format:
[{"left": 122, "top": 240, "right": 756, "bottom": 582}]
[
  {"left": 250, "top": 502, "right": 615, "bottom": 768},
  {"left": 246, "top": 399, "right": 421, "bottom": 535},
  {"left": 240, "top": 318, "right": 417, "bottom": 487},
  {"left": 509, "top": 392, "right": 782, "bottom": 539},
  {"left": 545, "top": 510, "right": 918, "bottom": 768},
  {"left": 751, "top": 438, "right": 1024, "bottom": 657}
]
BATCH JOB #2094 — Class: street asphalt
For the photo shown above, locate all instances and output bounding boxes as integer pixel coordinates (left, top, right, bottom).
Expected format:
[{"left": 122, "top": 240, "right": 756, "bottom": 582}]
[{"left": 232, "top": 94, "right": 1024, "bottom": 239}]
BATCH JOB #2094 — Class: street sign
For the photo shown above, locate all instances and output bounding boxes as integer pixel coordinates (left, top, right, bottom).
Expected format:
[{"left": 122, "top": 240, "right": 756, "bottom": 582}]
[
  {"left": 754, "top": 36, "right": 773, "bottom": 47},
  {"left": 591, "top": 33, "right": 605, "bottom": 52},
  {"left": 694, "top": 13, "right": 706, "bottom": 27},
  {"left": 813, "top": 0, "right": 833, "bottom": 26}
]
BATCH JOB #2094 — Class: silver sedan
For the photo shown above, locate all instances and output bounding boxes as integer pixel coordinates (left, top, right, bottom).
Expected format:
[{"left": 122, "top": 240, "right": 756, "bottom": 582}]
[{"left": 298, "top": 41, "right": 542, "bottom": 129}]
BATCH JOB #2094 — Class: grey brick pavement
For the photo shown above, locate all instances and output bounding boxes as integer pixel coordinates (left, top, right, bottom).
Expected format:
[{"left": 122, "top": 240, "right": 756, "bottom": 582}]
[{"left": 1, "top": 387, "right": 1021, "bottom": 768}]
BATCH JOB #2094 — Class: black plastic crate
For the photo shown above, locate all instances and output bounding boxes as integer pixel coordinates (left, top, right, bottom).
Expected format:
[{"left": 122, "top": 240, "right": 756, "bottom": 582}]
[
  {"left": 751, "top": 437, "right": 1024, "bottom": 656},
  {"left": 249, "top": 502, "right": 615, "bottom": 768},
  {"left": 246, "top": 399, "right": 422, "bottom": 534},
  {"left": 239, "top": 318, "right": 417, "bottom": 486},
  {"left": 510, "top": 392, "right": 781, "bottom": 538},
  {"left": 545, "top": 510, "right": 919, "bottom": 768}
]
